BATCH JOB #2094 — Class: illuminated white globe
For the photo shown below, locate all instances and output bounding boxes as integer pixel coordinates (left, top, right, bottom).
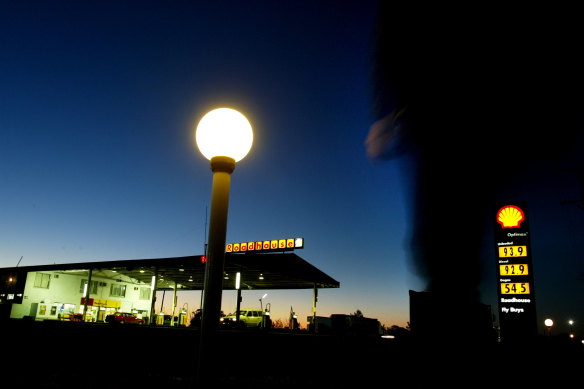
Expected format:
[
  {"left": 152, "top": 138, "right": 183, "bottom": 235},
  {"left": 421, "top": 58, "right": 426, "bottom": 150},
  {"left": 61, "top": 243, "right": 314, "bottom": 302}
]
[{"left": 196, "top": 108, "right": 253, "bottom": 162}]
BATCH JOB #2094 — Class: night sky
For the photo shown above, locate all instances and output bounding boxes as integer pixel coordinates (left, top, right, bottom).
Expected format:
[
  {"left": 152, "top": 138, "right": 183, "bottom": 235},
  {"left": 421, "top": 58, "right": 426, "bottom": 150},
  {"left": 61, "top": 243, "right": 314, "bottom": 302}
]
[{"left": 1, "top": 1, "right": 582, "bottom": 335}]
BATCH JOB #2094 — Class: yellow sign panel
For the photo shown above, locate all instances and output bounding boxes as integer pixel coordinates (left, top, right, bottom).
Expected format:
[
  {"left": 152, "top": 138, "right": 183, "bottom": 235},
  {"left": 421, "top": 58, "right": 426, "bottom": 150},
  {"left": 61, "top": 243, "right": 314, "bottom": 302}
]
[
  {"left": 499, "top": 264, "right": 529, "bottom": 276},
  {"left": 498, "top": 245, "right": 527, "bottom": 257},
  {"left": 501, "top": 283, "right": 530, "bottom": 295},
  {"left": 226, "top": 238, "right": 304, "bottom": 253}
]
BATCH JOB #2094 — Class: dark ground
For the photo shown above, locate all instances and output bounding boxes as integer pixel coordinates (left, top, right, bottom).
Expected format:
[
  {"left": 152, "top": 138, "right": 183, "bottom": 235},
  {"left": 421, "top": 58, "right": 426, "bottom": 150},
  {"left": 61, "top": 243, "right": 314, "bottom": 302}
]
[{"left": 0, "top": 320, "right": 581, "bottom": 388}]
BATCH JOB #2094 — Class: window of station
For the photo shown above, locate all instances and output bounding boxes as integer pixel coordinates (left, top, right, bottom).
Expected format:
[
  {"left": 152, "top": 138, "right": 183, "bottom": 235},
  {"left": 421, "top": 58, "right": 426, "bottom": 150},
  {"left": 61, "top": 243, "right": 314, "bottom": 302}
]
[
  {"left": 110, "top": 284, "right": 126, "bottom": 298},
  {"left": 34, "top": 273, "right": 51, "bottom": 289},
  {"left": 80, "top": 279, "right": 98, "bottom": 294},
  {"left": 139, "top": 287, "right": 150, "bottom": 300}
]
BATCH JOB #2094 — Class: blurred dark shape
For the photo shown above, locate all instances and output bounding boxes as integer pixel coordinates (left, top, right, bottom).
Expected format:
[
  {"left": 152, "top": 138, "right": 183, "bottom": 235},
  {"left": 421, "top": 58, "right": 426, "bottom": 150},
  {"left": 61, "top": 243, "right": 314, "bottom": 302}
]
[
  {"left": 190, "top": 308, "right": 202, "bottom": 327},
  {"left": 367, "top": 4, "right": 584, "bottom": 322},
  {"left": 409, "top": 290, "right": 496, "bottom": 345}
]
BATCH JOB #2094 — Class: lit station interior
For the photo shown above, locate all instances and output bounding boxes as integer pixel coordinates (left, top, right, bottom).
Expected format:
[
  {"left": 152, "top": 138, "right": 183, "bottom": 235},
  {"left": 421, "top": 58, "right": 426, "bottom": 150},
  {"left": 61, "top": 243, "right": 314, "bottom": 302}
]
[{"left": 0, "top": 252, "right": 340, "bottom": 325}]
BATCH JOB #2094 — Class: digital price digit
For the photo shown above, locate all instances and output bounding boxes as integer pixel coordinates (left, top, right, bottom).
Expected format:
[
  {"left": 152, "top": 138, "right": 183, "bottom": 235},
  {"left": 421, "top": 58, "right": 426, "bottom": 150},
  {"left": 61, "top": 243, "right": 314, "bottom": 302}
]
[
  {"left": 498, "top": 245, "right": 527, "bottom": 257},
  {"left": 499, "top": 264, "right": 528, "bottom": 276},
  {"left": 501, "top": 282, "right": 530, "bottom": 295}
]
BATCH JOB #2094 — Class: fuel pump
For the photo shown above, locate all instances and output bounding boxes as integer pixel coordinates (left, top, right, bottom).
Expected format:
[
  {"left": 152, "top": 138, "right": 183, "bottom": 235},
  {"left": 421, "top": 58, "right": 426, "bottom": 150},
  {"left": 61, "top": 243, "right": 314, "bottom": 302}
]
[
  {"left": 261, "top": 303, "right": 272, "bottom": 330},
  {"left": 289, "top": 306, "right": 298, "bottom": 331},
  {"left": 178, "top": 308, "right": 188, "bottom": 327}
]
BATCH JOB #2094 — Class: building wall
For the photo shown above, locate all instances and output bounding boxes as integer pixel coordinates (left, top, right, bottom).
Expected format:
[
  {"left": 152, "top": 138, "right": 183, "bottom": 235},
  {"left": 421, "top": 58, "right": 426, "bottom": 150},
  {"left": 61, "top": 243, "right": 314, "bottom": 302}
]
[{"left": 10, "top": 271, "right": 152, "bottom": 321}]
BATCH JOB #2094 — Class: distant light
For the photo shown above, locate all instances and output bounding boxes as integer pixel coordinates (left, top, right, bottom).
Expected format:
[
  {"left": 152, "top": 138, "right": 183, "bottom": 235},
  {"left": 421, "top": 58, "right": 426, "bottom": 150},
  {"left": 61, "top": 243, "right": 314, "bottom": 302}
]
[
  {"left": 140, "top": 270, "right": 145, "bottom": 273},
  {"left": 381, "top": 335, "right": 395, "bottom": 339},
  {"left": 258, "top": 273, "right": 264, "bottom": 280},
  {"left": 545, "top": 319, "right": 554, "bottom": 327},
  {"left": 195, "top": 108, "right": 253, "bottom": 162}
]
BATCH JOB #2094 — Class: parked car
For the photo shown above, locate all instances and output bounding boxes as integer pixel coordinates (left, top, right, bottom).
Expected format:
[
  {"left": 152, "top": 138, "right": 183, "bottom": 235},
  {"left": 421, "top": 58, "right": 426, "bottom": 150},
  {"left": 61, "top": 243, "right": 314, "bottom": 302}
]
[
  {"left": 106, "top": 312, "right": 145, "bottom": 325},
  {"left": 220, "top": 308, "right": 263, "bottom": 328}
]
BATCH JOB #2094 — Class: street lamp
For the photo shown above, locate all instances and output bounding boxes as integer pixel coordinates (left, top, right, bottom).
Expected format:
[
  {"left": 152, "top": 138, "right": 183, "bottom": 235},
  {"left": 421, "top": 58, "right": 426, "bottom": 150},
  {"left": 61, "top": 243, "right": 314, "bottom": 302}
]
[
  {"left": 544, "top": 318, "right": 554, "bottom": 337},
  {"left": 195, "top": 107, "right": 253, "bottom": 384},
  {"left": 260, "top": 293, "right": 268, "bottom": 311}
]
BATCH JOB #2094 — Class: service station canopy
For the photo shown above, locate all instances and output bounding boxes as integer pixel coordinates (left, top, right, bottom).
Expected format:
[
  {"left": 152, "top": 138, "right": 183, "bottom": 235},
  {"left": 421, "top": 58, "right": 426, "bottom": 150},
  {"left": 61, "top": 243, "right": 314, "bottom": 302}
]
[{"left": 2, "top": 253, "right": 339, "bottom": 292}]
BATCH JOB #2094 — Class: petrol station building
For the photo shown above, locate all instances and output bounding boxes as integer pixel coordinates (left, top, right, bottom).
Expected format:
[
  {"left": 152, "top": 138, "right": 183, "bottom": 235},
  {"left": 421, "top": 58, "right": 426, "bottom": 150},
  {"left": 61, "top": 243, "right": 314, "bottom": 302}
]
[{"left": 0, "top": 245, "right": 340, "bottom": 324}]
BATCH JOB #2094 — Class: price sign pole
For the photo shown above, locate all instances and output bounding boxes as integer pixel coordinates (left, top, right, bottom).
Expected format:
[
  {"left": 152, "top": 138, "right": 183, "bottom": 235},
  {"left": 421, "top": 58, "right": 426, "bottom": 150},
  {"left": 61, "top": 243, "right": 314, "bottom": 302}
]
[{"left": 494, "top": 202, "right": 537, "bottom": 343}]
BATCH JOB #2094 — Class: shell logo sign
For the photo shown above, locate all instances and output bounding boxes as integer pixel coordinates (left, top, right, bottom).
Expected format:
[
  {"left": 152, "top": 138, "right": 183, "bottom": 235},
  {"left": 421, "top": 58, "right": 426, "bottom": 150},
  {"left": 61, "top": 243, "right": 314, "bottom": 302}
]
[{"left": 497, "top": 205, "right": 525, "bottom": 229}]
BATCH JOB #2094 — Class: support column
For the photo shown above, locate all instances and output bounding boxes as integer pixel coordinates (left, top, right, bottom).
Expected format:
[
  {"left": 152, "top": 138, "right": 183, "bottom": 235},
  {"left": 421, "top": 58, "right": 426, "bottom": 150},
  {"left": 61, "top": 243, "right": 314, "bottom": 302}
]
[
  {"left": 82, "top": 268, "right": 93, "bottom": 322},
  {"left": 149, "top": 268, "right": 158, "bottom": 325},
  {"left": 312, "top": 284, "right": 318, "bottom": 332},
  {"left": 171, "top": 281, "right": 177, "bottom": 326},
  {"left": 235, "top": 271, "right": 241, "bottom": 325}
]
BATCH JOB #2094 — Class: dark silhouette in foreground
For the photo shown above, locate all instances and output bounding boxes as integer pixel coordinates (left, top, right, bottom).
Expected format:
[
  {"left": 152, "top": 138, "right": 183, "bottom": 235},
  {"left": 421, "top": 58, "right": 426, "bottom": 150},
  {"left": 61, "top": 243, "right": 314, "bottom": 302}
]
[
  {"left": 1, "top": 319, "right": 582, "bottom": 387},
  {"left": 366, "top": 4, "right": 584, "bottom": 344}
]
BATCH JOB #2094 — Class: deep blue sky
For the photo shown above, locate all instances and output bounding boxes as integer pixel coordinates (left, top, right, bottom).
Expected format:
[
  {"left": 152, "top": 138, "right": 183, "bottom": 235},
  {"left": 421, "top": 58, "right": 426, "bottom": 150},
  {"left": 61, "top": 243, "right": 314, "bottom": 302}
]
[{"left": 1, "top": 1, "right": 582, "bottom": 334}]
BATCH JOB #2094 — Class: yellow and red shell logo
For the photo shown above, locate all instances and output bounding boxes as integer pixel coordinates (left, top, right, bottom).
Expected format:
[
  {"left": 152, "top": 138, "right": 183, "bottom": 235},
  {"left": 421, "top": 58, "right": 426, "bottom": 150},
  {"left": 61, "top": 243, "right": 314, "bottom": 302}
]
[{"left": 497, "top": 205, "right": 525, "bottom": 229}]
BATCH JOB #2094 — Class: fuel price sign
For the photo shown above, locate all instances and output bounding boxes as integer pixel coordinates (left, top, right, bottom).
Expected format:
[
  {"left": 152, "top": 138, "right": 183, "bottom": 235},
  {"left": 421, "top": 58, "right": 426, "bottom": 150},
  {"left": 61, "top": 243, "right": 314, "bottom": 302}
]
[{"left": 494, "top": 202, "right": 537, "bottom": 343}]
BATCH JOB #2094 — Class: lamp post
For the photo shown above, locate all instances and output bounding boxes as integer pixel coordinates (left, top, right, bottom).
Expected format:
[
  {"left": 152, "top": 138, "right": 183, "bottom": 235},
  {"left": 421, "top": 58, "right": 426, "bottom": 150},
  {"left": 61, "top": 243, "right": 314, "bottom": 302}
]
[{"left": 195, "top": 108, "right": 253, "bottom": 384}]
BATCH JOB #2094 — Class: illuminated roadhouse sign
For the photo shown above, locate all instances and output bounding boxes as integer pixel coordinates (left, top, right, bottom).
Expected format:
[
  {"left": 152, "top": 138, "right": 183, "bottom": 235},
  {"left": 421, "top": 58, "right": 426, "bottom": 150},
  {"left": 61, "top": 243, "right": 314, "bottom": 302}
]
[
  {"left": 494, "top": 202, "right": 537, "bottom": 342},
  {"left": 226, "top": 238, "right": 304, "bottom": 253}
]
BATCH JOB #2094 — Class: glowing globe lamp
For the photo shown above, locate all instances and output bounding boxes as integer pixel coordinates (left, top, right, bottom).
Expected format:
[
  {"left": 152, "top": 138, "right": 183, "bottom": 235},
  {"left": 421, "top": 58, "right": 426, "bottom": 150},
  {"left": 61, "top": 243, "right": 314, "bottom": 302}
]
[
  {"left": 544, "top": 318, "right": 553, "bottom": 327},
  {"left": 196, "top": 108, "right": 253, "bottom": 162}
]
